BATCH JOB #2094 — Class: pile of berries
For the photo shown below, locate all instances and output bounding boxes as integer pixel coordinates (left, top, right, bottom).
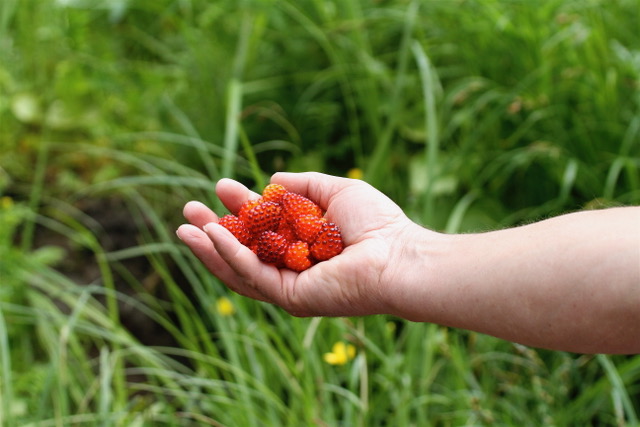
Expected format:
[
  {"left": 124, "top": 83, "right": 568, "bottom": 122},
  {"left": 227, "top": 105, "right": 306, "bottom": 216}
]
[{"left": 218, "top": 184, "right": 344, "bottom": 272}]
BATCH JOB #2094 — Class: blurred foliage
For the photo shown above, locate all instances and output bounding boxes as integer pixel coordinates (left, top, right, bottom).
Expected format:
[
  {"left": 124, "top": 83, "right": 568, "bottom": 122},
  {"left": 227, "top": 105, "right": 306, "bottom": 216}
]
[
  {"left": 0, "top": 1, "right": 639, "bottom": 424},
  {"left": 1, "top": 0, "right": 638, "bottom": 230}
]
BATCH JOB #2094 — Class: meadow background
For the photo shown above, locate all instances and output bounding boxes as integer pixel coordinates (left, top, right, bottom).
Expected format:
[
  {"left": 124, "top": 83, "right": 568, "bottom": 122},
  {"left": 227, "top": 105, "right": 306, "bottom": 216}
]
[{"left": 1, "top": 0, "right": 639, "bottom": 425}]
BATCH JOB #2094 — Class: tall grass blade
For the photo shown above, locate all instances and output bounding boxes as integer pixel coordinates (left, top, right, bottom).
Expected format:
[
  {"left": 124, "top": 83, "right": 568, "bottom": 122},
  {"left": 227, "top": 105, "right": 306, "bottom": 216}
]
[
  {"left": 163, "top": 95, "right": 220, "bottom": 182},
  {"left": 222, "top": 78, "right": 243, "bottom": 180},
  {"left": 597, "top": 355, "right": 639, "bottom": 426},
  {"left": 0, "top": 309, "right": 14, "bottom": 427},
  {"left": 239, "top": 126, "right": 266, "bottom": 188},
  {"left": 445, "top": 192, "right": 478, "bottom": 234},
  {"left": 366, "top": 0, "right": 419, "bottom": 184},
  {"left": 20, "top": 138, "right": 49, "bottom": 251},
  {"left": 0, "top": 0, "right": 17, "bottom": 41},
  {"left": 222, "top": 9, "right": 256, "bottom": 180},
  {"left": 98, "top": 347, "right": 112, "bottom": 427},
  {"left": 412, "top": 39, "right": 442, "bottom": 224}
]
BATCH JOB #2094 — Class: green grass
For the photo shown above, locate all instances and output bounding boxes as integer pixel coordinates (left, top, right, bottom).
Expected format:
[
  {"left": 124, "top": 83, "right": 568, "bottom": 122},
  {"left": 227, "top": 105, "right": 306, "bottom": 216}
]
[{"left": 1, "top": 0, "right": 639, "bottom": 425}]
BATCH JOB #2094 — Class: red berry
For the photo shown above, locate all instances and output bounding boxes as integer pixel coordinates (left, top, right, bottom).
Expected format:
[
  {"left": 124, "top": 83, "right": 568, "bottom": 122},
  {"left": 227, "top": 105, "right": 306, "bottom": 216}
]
[
  {"left": 277, "top": 220, "right": 298, "bottom": 243},
  {"left": 284, "top": 241, "right": 312, "bottom": 272},
  {"left": 218, "top": 215, "right": 252, "bottom": 246},
  {"left": 217, "top": 184, "right": 344, "bottom": 271},
  {"left": 310, "top": 222, "right": 344, "bottom": 261},
  {"left": 237, "top": 198, "right": 261, "bottom": 218},
  {"left": 293, "top": 215, "right": 326, "bottom": 243},
  {"left": 262, "top": 184, "right": 287, "bottom": 204},
  {"left": 256, "top": 231, "right": 288, "bottom": 265},
  {"left": 282, "top": 192, "right": 323, "bottom": 225},
  {"left": 240, "top": 200, "right": 282, "bottom": 235}
]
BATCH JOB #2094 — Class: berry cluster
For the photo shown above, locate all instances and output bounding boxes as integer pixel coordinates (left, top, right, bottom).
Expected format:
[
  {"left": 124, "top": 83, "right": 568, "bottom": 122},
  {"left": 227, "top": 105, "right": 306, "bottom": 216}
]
[{"left": 218, "top": 184, "right": 344, "bottom": 271}]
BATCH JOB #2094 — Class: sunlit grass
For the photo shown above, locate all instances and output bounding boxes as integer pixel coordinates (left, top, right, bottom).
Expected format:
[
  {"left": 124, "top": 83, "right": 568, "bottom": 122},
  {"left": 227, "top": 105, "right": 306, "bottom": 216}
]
[{"left": 1, "top": 0, "right": 639, "bottom": 425}]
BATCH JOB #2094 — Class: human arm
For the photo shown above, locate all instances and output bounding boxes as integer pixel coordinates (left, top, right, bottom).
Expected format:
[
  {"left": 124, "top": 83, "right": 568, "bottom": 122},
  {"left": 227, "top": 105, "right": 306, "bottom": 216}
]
[
  {"left": 389, "top": 206, "right": 640, "bottom": 354},
  {"left": 176, "top": 172, "right": 640, "bottom": 354}
]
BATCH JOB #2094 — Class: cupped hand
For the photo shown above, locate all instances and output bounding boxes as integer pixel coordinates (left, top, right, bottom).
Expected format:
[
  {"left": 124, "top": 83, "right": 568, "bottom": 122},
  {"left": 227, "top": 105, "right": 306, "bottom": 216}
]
[{"left": 176, "top": 172, "right": 422, "bottom": 317}]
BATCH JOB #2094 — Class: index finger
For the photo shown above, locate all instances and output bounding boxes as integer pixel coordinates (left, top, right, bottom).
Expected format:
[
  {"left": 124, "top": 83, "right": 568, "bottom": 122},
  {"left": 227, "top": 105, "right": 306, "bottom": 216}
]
[{"left": 215, "top": 178, "right": 262, "bottom": 214}]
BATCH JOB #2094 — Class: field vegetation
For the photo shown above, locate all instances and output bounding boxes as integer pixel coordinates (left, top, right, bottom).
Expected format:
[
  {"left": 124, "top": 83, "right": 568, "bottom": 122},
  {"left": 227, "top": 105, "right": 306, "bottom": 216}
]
[{"left": 1, "top": 0, "right": 639, "bottom": 425}]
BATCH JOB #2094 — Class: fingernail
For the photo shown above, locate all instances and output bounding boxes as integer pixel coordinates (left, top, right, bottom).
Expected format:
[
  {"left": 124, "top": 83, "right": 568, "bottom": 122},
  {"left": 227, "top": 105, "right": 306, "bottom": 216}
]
[{"left": 175, "top": 229, "right": 183, "bottom": 241}]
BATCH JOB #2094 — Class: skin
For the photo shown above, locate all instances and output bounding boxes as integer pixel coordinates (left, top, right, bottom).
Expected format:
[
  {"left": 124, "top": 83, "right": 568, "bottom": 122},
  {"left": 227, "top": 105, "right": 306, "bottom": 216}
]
[{"left": 176, "top": 172, "right": 640, "bottom": 355}]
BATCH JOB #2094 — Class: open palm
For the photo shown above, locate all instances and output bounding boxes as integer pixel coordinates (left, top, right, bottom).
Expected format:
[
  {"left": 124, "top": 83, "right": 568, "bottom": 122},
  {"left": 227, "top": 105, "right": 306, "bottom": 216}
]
[{"left": 177, "top": 172, "right": 420, "bottom": 317}]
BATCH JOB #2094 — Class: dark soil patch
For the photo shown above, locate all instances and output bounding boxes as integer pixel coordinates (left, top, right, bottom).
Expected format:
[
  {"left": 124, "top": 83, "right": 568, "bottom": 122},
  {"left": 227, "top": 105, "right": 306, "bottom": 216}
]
[{"left": 31, "top": 195, "right": 185, "bottom": 349}]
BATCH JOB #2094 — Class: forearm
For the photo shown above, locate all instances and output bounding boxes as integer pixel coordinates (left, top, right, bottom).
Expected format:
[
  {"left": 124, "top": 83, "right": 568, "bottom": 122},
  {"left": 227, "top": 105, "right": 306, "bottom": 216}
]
[{"left": 389, "top": 207, "right": 640, "bottom": 354}]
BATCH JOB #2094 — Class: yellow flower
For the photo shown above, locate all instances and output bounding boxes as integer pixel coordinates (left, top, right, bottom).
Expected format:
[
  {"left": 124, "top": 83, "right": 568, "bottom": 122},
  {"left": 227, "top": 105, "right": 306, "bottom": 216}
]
[
  {"left": 1, "top": 196, "right": 14, "bottom": 210},
  {"left": 346, "top": 168, "right": 363, "bottom": 180},
  {"left": 216, "top": 297, "right": 235, "bottom": 316},
  {"left": 386, "top": 321, "right": 397, "bottom": 334},
  {"left": 323, "top": 341, "right": 356, "bottom": 366}
]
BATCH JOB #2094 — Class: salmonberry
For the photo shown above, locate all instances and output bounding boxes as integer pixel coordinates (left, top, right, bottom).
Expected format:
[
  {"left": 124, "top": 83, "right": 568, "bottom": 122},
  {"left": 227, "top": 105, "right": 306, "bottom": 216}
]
[
  {"left": 277, "top": 220, "right": 298, "bottom": 243},
  {"left": 214, "top": 184, "right": 343, "bottom": 272},
  {"left": 239, "top": 200, "right": 282, "bottom": 235},
  {"left": 284, "top": 241, "right": 312, "bottom": 272},
  {"left": 282, "top": 192, "right": 323, "bottom": 225},
  {"left": 256, "top": 231, "right": 288, "bottom": 265},
  {"left": 218, "top": 215, "right": 252, "bottom": 246},
  {"left": 238, "top": 199, "right": 261, "bottom": 218},
  {"left": 262, "top": 184, "right": 288, "bottom": 204},
  {"left": 293, "top": 215, "right": 326, "bottom": 243},
  {"left": 310, "top": 222, "right": 344, "bottom": 261}
]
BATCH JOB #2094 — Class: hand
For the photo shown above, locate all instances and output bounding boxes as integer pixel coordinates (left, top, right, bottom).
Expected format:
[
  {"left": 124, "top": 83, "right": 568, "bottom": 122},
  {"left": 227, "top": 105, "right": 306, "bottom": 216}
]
[{"left": 176, "top": 172, "right": 425, "bottom": 317}]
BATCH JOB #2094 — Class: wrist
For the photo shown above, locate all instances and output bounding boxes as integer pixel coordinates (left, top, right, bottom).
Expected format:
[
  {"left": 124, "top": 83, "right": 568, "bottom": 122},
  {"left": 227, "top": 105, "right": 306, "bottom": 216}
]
[{"left": 380, "top": 222, "right": 456, "bottom": 322}]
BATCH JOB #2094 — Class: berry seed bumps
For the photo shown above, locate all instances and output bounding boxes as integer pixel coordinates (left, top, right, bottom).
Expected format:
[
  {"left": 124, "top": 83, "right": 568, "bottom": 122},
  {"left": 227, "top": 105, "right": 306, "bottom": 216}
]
[{"left": 218, "top": 184, "right": 344, "bottom": 271}]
